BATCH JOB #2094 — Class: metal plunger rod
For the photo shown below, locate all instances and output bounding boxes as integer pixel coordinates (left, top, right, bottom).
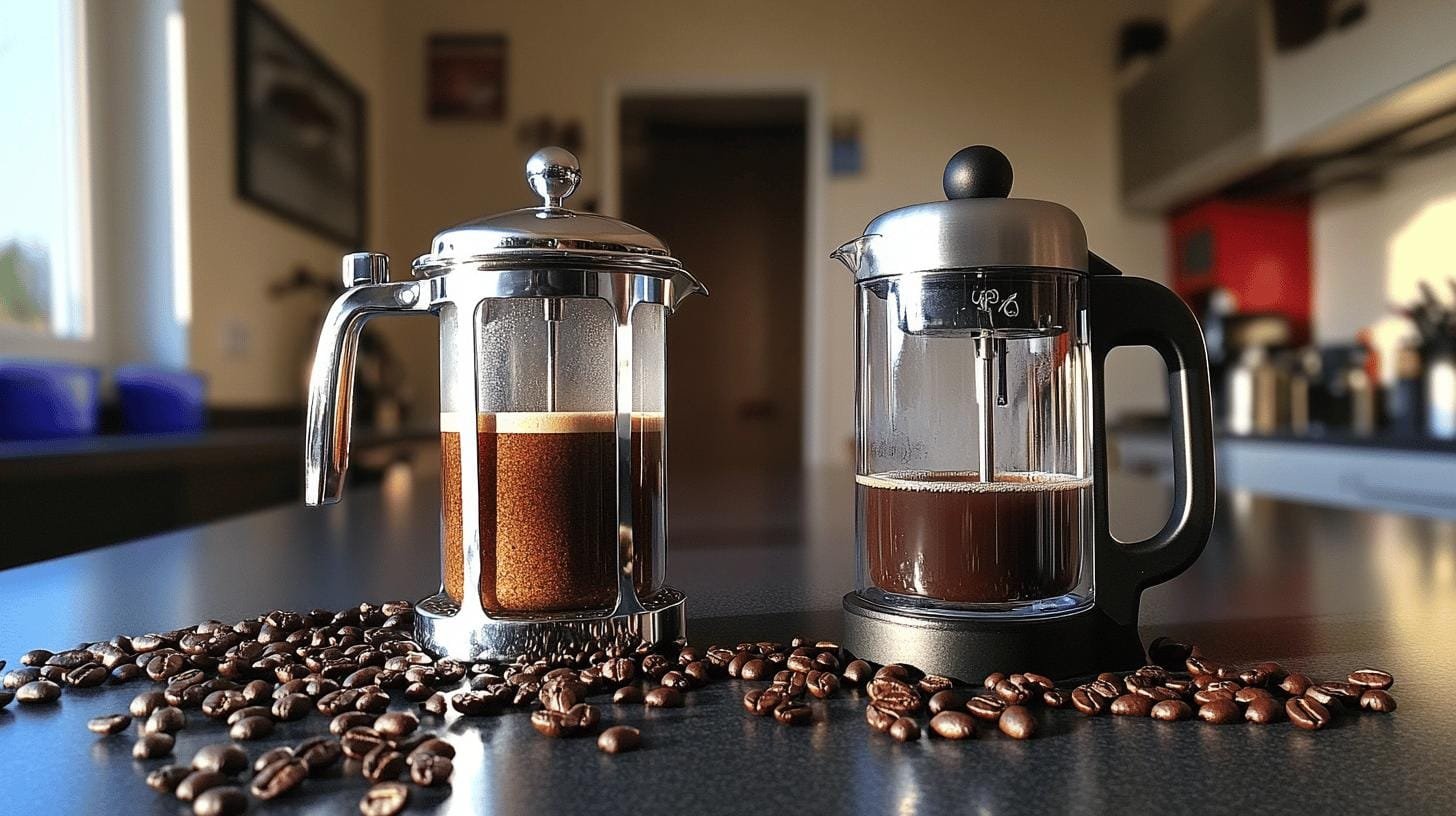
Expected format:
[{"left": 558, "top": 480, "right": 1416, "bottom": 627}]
[
  {"left": 976, "top": 337, "right": 996, "bottom": 483},
  {"left": 544, "top": 298, "right": 563, "bottom": 411}
]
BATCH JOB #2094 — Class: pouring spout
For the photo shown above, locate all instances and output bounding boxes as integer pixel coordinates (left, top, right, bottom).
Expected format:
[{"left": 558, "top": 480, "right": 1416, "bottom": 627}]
[{"left": 831, "top": 235, "right": 874, "bottom": 275}]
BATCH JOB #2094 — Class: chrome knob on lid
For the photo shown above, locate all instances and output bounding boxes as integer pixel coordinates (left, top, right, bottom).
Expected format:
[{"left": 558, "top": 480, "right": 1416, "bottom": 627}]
[{"left": 526, "top": 146, "right": 582, "bottom": 209}]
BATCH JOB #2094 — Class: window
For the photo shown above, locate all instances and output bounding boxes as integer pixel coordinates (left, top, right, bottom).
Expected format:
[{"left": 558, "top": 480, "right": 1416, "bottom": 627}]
[{"left": 0, "top": 0, "right": 92, "bottom": 341}]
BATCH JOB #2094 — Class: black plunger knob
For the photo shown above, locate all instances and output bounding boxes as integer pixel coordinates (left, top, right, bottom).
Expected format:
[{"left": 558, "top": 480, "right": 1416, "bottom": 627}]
[{"left": 942, "top": 145, "right": 1013, "bottom": 200}]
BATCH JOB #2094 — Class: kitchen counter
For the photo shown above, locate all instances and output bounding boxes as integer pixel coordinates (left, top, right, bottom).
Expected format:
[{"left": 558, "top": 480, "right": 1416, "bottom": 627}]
[{"left": 1, "top": 467, "right": 1453, "bottom": 814}]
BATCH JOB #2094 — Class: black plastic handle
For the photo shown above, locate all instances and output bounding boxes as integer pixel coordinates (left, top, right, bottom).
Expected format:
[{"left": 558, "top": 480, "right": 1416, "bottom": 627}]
[{"left": 1089, "top": 272, "right": 1217, "bottom": 627}]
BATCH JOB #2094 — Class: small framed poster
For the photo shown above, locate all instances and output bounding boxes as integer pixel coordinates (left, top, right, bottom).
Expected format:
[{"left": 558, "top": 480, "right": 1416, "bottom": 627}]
[{"left": 427, "top": 34, "right": 508, "bottom": 122}]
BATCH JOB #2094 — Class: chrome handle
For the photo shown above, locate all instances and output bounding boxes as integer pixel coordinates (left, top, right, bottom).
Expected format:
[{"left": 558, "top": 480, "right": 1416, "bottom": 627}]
[{"left": 304, "top": 253, "right": 428, "bottom": 506}]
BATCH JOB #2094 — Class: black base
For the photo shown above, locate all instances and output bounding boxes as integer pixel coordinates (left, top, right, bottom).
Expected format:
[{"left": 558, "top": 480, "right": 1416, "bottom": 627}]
[{"left": 842, "top": 593, "right": 1146, "bottom": 682}]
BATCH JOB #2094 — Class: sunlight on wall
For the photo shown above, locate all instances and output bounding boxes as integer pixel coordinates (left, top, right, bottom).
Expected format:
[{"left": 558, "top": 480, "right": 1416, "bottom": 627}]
[{"left": 1385, "top": 193, "right": 1456, "bottom": 308}]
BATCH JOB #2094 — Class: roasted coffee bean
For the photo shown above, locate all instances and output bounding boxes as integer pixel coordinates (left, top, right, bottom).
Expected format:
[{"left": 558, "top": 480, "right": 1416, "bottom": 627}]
[
  {"left": 240, "top": 680, "right": 273, "bottom": 705},
  {"left": 251, "top": 757, "right": 308, "bottom": 799},
  {"left": 451, "top": 691, "right": 503, "bottom": 716},
  {"left": 21, "top": 649, "right": 54, "bottom": 667},
  {"left": 146, "top": 765, "right": 192, "bottom": 794},
  {"left": 1071, "top": 687, "right": 1106, "bottom": 716},
  {"left": 201, "top": 690, "right": 247, "bottom": 720},
  {"left": 739, "top": 659, "right": 769, "bottom": 681},
  {"left": 998, "top": 705, "right": 1037, "bottom": 740},
  {"left": 842, "top": 659, "right": 873, "bottom": 686},
  {"left": 967, "top": 695, "right": 1008, "bottom": 721},
  {"left": 983, "top": 671, "right": 1006, "bottom": 688},
  {"left": 992, "top": 679, "right": 1031, "bottom": 705},
  {"left": 1111, "top": 694, "right": 1154, "bottom": 717},
  {"left": 659, "top": 670, "right": 691, "bottom": 691},
  {"left": 596, "top": 725, "right": 641, "bottom": 755},
  {"left": 1234, "top": 687, "right": 1274, "bottom": 705},
  {"left": 1123, "top": 673, "right": 1157, "bottom": 692},
  {"left": 743, "top": 688, "right": 782, "bottom": 716},
  {"left": 1287, "top": 697, "right": 1332, "bottom": 730},
  {"left": 612, "top": 686, "right": 644, "bottom": 704},
  {"left": 36, "top": 665, "right": 66, "bottom": 683},
  {"left": 342, "top": 727, "right": 390, "bottom": 759},
  {"left": 229, "top": 715, "right": 274, "bottom": 741},
  {"left": 110, "top": 664, "right": 143, "bottom": 684},
  {"left": 192, "top": 785, "right": 248, "bottom": 816},
  {"left": 929, "top": 711, "right": 976, "bottom": 740},
  {"left": 253, "top": 747, "right": 294, "bottom": 774},
  {"left": 865, "top": 703, "right": 898, "bottom": 733},
  {"left": 1349, "top": 668, "right": 1394, "bottom": 690},
  {"left": 16, "top": 679, "right": 61, "bottom": 704},
  {"left": 644, "top": 687, "right": 682, "bottom": 708},
  {"left": 361, "top": 745, "right": 406, "bottom": 783},
  {"left": 327, "top": 712, "right": 370, "bottom": 737},
  {"left": 786, "top": 654, "right": 815, "bottom": 673},
  {"left": 876, "top": 664, "right": 911, "bottom": 682},
  {"left": 407, "top": 738, "right": 455, "bottom": 763},
  {"left": 133, "top": 732, "right": 175, "bottom": 759},
  {"left": 355, "top": 689, "right": 390, "bottom": 714},
  {"left": 146, "top": 706, "right": 187, "bottom": 734},
  {"left": 87, "top": 714, "right": 132, "bottom": 735},
  {"left": 774, "top": 701, "right": 813, "bottom": 725},
  {"left": 226, "top": 706, "right": 271, "bottom": 726},
  {"left": 296, "top": 736, "right": 343, "bottom": 774},
  {"left": 177, "top": 770, "right": 230, "bottom": 802},
  {"left": 4, "top": 668, "right": 41, "bottom": 689},
  {"left": 1245, "top": 697, "right": 1284, "bottom": 724},
  {"left": 867, "top": 677, "right": 922, "bottom": 714},
  {"left": 1197, "top": 699, "right": 1240, "bottom": 724},
  {"left": 529, "top": 704, "right": 599, "bottom": 738},
  {"left": 1193, "top": 688, "right": 1235, "bottom": 706},
  {"left": 65, "top": 663, "right": 109, "bottom": 688},
  {"left": 146, "top": 653, "right": 186, "bottom": 682},
  {"left": 1238, "top": 668, "right": 1270, "bottom": 688},
  {"left": 1147, "top": 637, "right": 1194, "bottom": 670},
  {"left": 373, "top": 711, "right": 418, "bottom": 739},
  {"left": 1308, "top": 682, "right": 1360, "bottom": 709},
  {"left": 1280, "top": 672, "right": 1313, "bottom": 696},
  {"left": 421, "top": 693, "right": 448, "bottom": 716},
  {"left": 927, "top": 689, "right": 963, "bottom": 715},
  {"left": 1088, "top": 679, "right": 1121, "bottom": 700},
  {"left": 45, "top": 649, "right": 92, "bottom": 670},
  {"left": 407, "top": 751, "right": 454, "bottom": 785},
  {"left": 1164, "top": 678, "right": 1194, "bottom": 695},
  {"left": 1096, "top": 672, "right": 1122, "bottom": 685},
  {"left": 130, "top": 690, "right": 167, "bottom": 718},
  {"left": 1136, "top": 687, "right": 1181, "bottom": 702},
  {"left": 359, "top": 782, "right": 409, "bottom": 816},
  {"left": 807, "top": 671, "right": 840, "bottom": 699},
  {"left": 888, "top": 716, "right": 920, "bottom": 742},
  {"left": 918, "top": 674, "right": 954, "bottom": 696},
  {"left": 1360, "top": 689, "right": 1397, "bottom": 713},
  {"left": 1042, "top": 689, "right": 1070, "bottom": 708},
  {"left": 191, "top": 743, "right": 248, "bottom": 775},
  {"left": 1151, "top": 699, "right": 1193, "bottom": 721}
]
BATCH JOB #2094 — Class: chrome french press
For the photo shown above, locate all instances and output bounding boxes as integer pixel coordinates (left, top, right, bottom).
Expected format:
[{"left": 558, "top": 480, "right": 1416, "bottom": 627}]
[
  {"left": 304, "top": 148, "right": 706, "bottom": 661},
  {"left": 833, "top": 145, "right": 1215, "bottom": 680}
]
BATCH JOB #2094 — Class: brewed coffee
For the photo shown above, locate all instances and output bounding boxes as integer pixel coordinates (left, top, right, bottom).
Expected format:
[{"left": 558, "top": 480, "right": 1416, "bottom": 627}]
[
  {"left": 441, "top": 411, "right": 664, "bottom": 614},
  {"left": 858, "top": 471, "right": 1089, "bottom": 605}
]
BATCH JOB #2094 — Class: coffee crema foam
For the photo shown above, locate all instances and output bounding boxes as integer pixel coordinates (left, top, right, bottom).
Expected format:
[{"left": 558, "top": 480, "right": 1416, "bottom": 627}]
[
  {"left": 855, "top": 471, "right": 1094, "bottom": 493},
  {"left": 440, "top": 410, "right": 664, "bottom": 434}
]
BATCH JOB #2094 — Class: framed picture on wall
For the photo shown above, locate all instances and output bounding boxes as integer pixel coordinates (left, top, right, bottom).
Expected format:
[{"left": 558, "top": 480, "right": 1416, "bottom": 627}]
[
  {"left": 426, "top": 34, "right": 507, "bottom": 121},
  {"left": 235, "top": 0, "right": 367, "bottom": 246}
]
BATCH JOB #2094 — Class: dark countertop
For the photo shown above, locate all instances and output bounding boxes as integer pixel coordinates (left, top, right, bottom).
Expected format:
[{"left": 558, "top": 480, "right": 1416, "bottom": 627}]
[{"left": 1, "top": 467, "right": 1454, "bottom": 814}]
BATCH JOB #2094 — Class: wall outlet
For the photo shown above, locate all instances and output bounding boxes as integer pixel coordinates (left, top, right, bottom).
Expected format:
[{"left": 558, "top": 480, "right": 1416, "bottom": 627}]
[{"left": 223, "top": 321, "right": 250, "bottom": 358}]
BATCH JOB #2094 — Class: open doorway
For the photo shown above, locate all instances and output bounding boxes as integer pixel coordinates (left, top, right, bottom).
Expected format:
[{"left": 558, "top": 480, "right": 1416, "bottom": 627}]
[{"left": 617, "top": 93, "right": 809, "bottom": 540}]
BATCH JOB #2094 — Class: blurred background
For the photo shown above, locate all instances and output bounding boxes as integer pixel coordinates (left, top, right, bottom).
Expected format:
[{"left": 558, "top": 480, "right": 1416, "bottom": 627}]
[{"left": 3, "top": 0, "right": 1455, "bottom": 565}]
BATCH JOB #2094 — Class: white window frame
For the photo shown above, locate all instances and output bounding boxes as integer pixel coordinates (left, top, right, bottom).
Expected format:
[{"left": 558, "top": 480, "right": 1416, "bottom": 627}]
[{"left": 0, "top": 0, "right": 101, "bottom": 364}]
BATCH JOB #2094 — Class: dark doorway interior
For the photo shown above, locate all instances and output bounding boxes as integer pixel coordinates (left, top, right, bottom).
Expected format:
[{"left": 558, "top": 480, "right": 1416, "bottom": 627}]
[{"left": 619, "top": 94, "right": 807, "bottom": 542}]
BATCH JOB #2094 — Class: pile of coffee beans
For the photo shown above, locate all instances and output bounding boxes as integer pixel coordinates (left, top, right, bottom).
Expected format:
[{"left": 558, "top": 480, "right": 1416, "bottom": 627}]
[{"left": 1, "top": 606, "right": 1400, "bottom": 813}]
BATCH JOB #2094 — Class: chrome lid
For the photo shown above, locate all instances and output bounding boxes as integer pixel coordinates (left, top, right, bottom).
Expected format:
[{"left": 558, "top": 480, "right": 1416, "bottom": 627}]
[
  {"left": 412, "top": 147, "right": 688, "bottom": 279},
  {"left": 833, "top": 145, "right": 1089, "bottom": 282}
]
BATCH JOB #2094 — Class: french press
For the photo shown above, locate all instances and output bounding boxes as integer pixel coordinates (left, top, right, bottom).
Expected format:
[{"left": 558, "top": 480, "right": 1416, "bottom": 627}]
[
  {"left": 833, "top": 145, "right": 1215, "bottom": 680},
  {"left": 304, "top": 147, "right": 706, "bottom": 661}
]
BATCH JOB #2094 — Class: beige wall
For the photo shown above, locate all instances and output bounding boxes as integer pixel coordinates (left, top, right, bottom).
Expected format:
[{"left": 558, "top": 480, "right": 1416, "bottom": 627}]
[
  {"left": 375, "top": 0, "right": 1169, "bottom": 464},
  {"left": 183, "top": 0, "right": 436, "bottom": 407},
  {"left": 1313, "top": 147, "right": 1456, "bottom": 343}
]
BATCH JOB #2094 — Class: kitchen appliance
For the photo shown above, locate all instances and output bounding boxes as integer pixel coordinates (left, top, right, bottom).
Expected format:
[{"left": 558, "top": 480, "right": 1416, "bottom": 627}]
[
  {"left": 303, "top": 147, "right": 706, "bottom": 661},
  {"left": 832, "top": 145, "right": 1216, "bottom": 681}
]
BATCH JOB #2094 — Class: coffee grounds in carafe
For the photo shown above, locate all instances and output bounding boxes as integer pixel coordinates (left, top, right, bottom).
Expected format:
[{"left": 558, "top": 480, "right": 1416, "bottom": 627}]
[{"left": 441, "top": 411, "right": 664, "bottom": 614}]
